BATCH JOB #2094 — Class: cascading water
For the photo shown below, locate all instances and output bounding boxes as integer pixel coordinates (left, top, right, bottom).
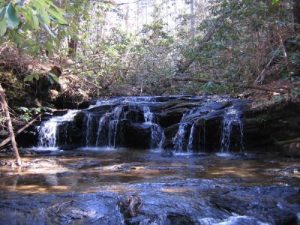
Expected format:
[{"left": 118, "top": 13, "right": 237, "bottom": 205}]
[
  {"left": 173, "top": 123, "right": 190, "bottom": 151},
  {"left": 38, "top": 110, "right": 78, "bottom": 149},
  {"left": 221, "top": 107, "right": 244, "bottom": 152},
  {"left": 34, "top": 96, "right": 246, "bottom": 152},
  {"left": 95, "top": 114, "right": 109, "bottom": 146},
  {"left": 173, "top": 100, "right": 244, "bottom": 153},
  {"left": 108, "top": 105, "right": 124, "bottom": 147},
  {"left": 173, "top": 106, "right": 205, "bottom": 152},
  {"left": 143, "top": 106, "right": 165, "bottom": 149},
  {"left": 187, "top": 124, "right": 196, "bottom": 152},
  {"left": 38, "top": 120, "right": 57, "bottom": 149},
  {"left": 85, "top": 113, "right": 94, "bottom": 147}
]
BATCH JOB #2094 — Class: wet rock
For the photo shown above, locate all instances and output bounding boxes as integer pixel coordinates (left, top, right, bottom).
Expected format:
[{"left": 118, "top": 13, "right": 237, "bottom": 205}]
[
  {"left": 0, "top": 179, "right": 300, "bottom": 225},
  {"left": 244, "top": 100, "right": 300, "bottom": 149},
  {"left": 165, "top": 213, "right": 196, "bottom": 225},
  {"left": 121, "top": 121, "right": 152, "bottom": 149},
  {"left": 67, "top": 160, "right": 101, "bottom": 169},
  {"left": 210, "top": 186, "right": 300, "bottom": 225},
  {"left": 17, "top": 95, "right": 300, "bottom": 153},
  {"left": 119, "top": 195, "right": 142, "bottom": 219}
]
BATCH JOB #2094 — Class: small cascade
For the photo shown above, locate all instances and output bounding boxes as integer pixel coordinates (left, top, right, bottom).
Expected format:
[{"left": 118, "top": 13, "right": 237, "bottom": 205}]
[
  {"left": 93, "top": 105, "right": 124, "bottom": 148},
  {"left": 108, "top": 105, "right": 124, "bottom": 147},
  {"left": 173, "top": 107, "right": 204, "bottom": 152},
  {"left": 143, "top": 106, "right": 165, "bottom": 149},
  {"left": 187, "top": 124, "right": 196, "bottom": 152},
  {"left": 173, "top": 123, "right": 190, "bottom": 151},
  {"left": 95, "top": 114, "right": 109, "bottom": 146},
  {"left": 85, "top": 113, "right": 94, "bottom": 147},
  {"left": 38, "top": 120, "right": 57, "bottom": 148},
  {"left": 34, "top": 96, "right": 246, "bottom": 152},
  {"left": 143, "top": 106, "right": 154, "bottom": 123},
  {"left": 221, "top": 108, "right": 244, "bottom": 152},
  {"left": 38, "top": 110, "right": 78, "bottom": 149}
]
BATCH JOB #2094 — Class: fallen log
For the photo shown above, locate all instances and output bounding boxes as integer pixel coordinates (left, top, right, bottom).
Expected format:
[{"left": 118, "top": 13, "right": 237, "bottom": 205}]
[
  {"left": 172, "top": 77, "right": 288, "bottom": 94},
  {"left": 0, "top": 84, "right": 22, "bottom": 165},
  {"left": 0, "top": 114, "right": 41, "bottom": 149},
  {"left": 277, "top": 138, "right": 300, "bottom": 145}
]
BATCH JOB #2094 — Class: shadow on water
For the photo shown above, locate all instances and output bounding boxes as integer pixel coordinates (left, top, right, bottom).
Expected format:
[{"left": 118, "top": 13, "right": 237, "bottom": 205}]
[
  {"left": 0, "top": 148, "right": 300, "bottom": 225},
  {"left": 0, "top": 148, "right": 299, "bottom": 194}
]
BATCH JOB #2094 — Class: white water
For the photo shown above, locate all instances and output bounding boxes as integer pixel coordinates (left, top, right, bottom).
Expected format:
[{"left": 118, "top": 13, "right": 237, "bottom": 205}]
[
  {"left": 95, "top": 114, "right": 109, "bottom": 146},
  {"left": 174, "top": 104, "right": 244, "bottom": 153},
  {"left": 173, "top": 106, "right": 204, "bottom": 152},
  {"left": 173, "top": 123, "right": 190, "bottom": 151},
  {"left": 221, "top": 108, "right": 244, "bottom": 152},
  {"left": 93, "top": 105, "right": 125, "bottom": 148},
  {"left": 36, "top": 97, "right": 245, "bottom": 153},
  {"left": 38, "top": 110, "right": 78, "bottom": 149},
  {"left": 143, "top": 106, "right": 165, "bottom": 149},
  {"left": 85, "top": 113, "right": 94, "bottom": 147},
  {"left": 187, "top": 124, "right": 196, "bottom": 152},
  {"left": 109, "top": 105, "right": 124, "bottom": 147}
]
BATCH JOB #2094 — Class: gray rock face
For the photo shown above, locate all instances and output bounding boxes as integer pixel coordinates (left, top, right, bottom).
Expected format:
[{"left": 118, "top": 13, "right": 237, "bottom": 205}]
[
  {"left": 18, "top": 96, "right": 300, "bottom": 153},
  {"left": 0, "top": 180, "right": 299, "bottom": 225},
  {"left": 26, "top": 96, "right": 247, "bottom": 152}
]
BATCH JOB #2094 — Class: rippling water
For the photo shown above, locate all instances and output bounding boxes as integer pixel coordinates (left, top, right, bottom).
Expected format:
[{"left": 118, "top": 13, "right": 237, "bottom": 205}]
[{"left": 0, "top": 149, "right": 299, "bottom": 193}]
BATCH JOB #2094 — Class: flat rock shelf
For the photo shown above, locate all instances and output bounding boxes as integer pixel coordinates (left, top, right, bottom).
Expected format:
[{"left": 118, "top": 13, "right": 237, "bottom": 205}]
[
  {"left": 1, "top": 96, "right": 300, "bottom": 225},
  {"left": 0, "top": 150, "right": 300, "bottom": 225}
]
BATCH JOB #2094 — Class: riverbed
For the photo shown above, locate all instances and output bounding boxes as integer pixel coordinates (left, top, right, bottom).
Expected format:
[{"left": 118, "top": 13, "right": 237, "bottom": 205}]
[{"left": 0, "top": 149, "right": 299, "bottom": 225}]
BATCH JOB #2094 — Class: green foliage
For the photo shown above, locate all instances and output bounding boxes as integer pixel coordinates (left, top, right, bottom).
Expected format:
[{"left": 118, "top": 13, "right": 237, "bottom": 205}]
[
  {"left": 0, "top": 0, "right": 67, "bottom": 53},
  {"left": 291, "top": 87, "right": 300, "bottom": 98},
  {"left": 17, "top": 106, "right": 47, "bottom": 122},
  {"left": 24, "top": 73, "right": 40, "bottom": 82},
  {"left": 47, "top": 72, "right": 59, "bottom": 84},
  {"left": 271, "top": 94, "right": 285, "bottom": 103},
  {"left": 1, "top": 0, "right": 297, "bottom": 97},
  {"left": 200, "top": 82, "right": 234, "bottom": 94},
  {"left": 185, "top": 0, "right": 295, "bottom": 89},
  {"left": 24, "top": 72, "right": 59, "bottom": 84}
]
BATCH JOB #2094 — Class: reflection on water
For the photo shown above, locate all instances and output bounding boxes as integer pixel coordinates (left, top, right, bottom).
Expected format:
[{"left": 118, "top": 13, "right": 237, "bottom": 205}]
[{"left": 0, "top": 148, "right": 299, "bottom": 194}]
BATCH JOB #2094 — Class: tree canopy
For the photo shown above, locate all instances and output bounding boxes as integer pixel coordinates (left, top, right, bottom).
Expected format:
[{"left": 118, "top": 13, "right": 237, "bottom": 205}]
[{"left": 0, "top": 0, "right": 299, "bottom": 98}]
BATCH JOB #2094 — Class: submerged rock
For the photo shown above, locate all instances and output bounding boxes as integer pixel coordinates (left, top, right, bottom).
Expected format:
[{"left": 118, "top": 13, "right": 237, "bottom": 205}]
[{"left": 0, "top": 180, "right": 299, "bottom": 225}]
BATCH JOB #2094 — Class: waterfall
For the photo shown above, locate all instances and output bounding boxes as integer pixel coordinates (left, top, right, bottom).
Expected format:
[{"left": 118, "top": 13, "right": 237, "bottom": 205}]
[
  {"left": 95, "top": 114, "right": 109, "bottom": 146},
  {"left": 35, "top": 96, "right": 246, "bottom": 152},
  {"left": 187, "top": 124, "right": 196, "bottom": 152},
  {"left": 221, "top": 108, "right": 244, "bottom": 152},
  {"left": 173, "top": 123, "right": 190, "bottom": 151},
  {"left": 85, "top": 113, "right": 94, "bottom": 147},
  {"left": 173, "top": 107, "right": 203, "bottom": 152},
  {"left": 109, "top": 105, "right": 124, "bottom": 147},
  {"left": 93, "top": 105, "right": 124, "bottom": 148},
  {"left": 38, "top": 110, "right": 78, "bottom": 149},
  {"left": 143, "top": 106, "right": 165, "bottom": 149},
  {"left": 143, "top": 106, "right": 154, "bottom": 123},
  {"left": 38, "top": 120, "right": 57, "bottom": 148}
]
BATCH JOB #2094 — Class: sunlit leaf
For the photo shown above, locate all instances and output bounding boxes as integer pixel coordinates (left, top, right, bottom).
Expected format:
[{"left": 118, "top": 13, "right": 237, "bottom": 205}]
[
  {"left": 48, "top": 72, "right": 59, "bottom": 84},
  {"left": 0, "top": 19, "right": 7, "bottom": 36},
  {"left": 5, "top": 3, "right": 20, "bottom": 29},
  {"left": 48, "top": 6, "right": 67, "bottom": 25},
  {"left": 0, "top": 7, "right": 5, "bottom": 20}
]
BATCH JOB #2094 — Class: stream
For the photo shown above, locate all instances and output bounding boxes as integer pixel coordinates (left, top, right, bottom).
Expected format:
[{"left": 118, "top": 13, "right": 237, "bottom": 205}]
[
  {"left": 0, "top": 96, "right": 299, "bottom": 225},
  {"left": 0, "top": 150, "right": 299, "bottom": 225}
]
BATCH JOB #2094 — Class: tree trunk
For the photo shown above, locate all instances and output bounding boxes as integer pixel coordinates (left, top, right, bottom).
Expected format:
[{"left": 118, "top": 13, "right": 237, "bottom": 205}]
[
  {"left": 294, "top": 0, "right": 300, "bottom": 32},
  {"left": 176, "top": 15, "right": 225, "bottom": 76},
  {"left": 68, "top": 38, "right": 78, "bottom": 57},
  {"left": 190, "top": 0, "right": 195, "bottom": 39},
  {"left": 0, "top": 84, "right": 22, "bottom": 166}
]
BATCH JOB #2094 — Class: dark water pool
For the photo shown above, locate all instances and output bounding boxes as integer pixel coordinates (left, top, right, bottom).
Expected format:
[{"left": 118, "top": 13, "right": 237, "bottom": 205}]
[{"left": 0, "top": 149, "right": 299, "bottom": 225}]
